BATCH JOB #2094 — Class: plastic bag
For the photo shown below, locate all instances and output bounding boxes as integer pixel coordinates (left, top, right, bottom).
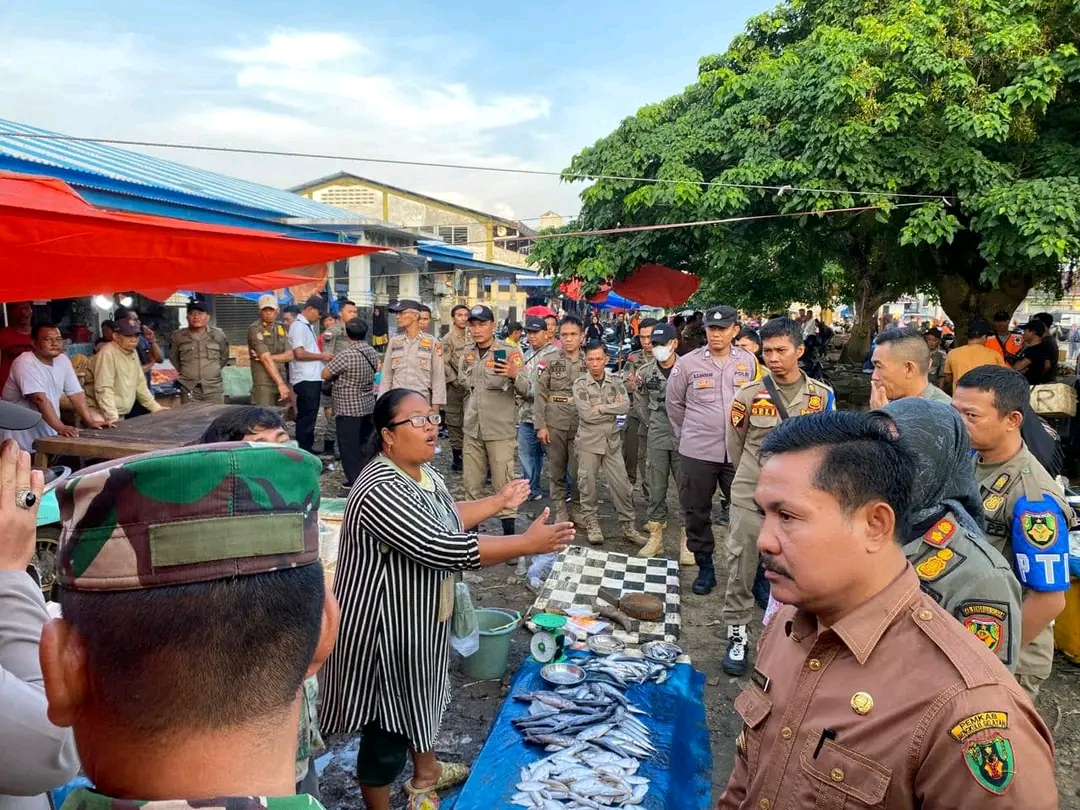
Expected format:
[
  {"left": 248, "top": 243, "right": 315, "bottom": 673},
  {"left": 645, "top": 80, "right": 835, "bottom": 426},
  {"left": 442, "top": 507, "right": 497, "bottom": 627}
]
[
  {"left": 528, "top": 553, "right": 558, "bottom": 590},
  {"left": 450, "top": 581, "right": 479, "bottom": 657}
]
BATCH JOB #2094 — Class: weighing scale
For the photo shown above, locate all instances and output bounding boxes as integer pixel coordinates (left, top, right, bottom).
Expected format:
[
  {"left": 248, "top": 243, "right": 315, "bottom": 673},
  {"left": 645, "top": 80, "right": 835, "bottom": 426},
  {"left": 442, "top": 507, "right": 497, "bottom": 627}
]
[{"left": 530, "top": 613, "right": 568, "bottom": 663}]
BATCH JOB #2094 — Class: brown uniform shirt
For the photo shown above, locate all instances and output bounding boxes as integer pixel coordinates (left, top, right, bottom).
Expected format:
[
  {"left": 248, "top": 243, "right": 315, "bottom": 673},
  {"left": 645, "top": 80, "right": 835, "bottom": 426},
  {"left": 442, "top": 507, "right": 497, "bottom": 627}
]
[
  {"left": 169, "top": 326, "right": 229, "bottom": 396},
  {"left": 533, "top": 352, "right": 588, "bottom": 433},
  {"left": 246, "top": 320, "right": 290, "bottom": 391},
  {"left": 720, "top": 566, "right": 1057, "bottom": 810},
  {"left": 727, "top": 373, "right": 833, "bottom": 508},
  {"left": 460, "top": 339, "right": 523, "bottom": 441},
  {"left": 322, "top": 321, "right": 349, "bottom": 359},
  {"left": 443, "top": 326, "right": 470, "bottom": 391},
  {"left": 516, "top": 342, "right": 560, "bottom": 424},
  {"left": 378, "top": 332, "right": 447, "bottom": 406}
]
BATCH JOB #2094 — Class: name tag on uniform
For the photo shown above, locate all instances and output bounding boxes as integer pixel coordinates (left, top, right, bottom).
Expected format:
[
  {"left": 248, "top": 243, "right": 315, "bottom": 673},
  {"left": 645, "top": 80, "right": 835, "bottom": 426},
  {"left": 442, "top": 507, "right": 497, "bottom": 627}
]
[{"left": 750, "top": 401, "right": 777, "bottom": 417}]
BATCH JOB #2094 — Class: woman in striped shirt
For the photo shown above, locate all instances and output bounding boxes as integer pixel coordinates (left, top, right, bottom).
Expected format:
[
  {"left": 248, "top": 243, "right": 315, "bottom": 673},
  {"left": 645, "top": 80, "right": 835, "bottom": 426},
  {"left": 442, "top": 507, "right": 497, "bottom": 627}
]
[{"left": 320, "top": 388, "right": 574, "bottom": 810}]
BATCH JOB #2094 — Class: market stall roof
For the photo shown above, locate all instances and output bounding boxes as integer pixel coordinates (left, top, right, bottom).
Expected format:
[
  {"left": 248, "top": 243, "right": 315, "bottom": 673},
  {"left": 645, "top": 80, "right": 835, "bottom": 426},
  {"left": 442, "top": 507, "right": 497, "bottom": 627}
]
[
  {"left": 0, "top": 119, "right": 406, "bottom": 240},
  {"left": 0, "top": 173, "right": 384, "bottom": 301},
  {"left": 417, "top": 241, "right": 540, "bottom": 279}
]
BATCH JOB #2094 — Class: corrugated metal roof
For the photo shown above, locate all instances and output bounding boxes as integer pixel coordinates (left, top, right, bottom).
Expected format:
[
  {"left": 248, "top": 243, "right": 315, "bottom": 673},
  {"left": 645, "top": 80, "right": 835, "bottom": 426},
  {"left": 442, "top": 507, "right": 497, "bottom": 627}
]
[{"left": 0, "top": 119, "right": 354, "bottom": 221}]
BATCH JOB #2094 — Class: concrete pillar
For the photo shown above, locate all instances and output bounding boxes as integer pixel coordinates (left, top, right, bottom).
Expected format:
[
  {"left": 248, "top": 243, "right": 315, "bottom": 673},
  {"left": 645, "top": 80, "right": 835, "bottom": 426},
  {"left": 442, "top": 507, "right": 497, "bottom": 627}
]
[
  {"left": 399, "top": 267, "right": 420, "bottom": 298},
  {"left": 468, "top": 276, "right": 478, "bottom": 301},
  {"left": 346, "top": 254, "right": 373, "bottom": 307}
]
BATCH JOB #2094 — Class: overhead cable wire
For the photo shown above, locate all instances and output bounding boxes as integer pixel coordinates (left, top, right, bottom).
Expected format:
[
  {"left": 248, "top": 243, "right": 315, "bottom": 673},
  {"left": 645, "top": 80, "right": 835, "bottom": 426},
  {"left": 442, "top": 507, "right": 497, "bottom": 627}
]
[{"left": 0, "top": 131, "right": 954, "bottom": 202}]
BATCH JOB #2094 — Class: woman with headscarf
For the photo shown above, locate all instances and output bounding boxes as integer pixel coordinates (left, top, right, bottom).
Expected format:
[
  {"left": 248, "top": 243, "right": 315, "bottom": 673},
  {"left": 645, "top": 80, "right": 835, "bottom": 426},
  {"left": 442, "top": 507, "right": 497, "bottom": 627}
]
[{"left": 880, "top": 398, "right": 1023, "bottom": 671}]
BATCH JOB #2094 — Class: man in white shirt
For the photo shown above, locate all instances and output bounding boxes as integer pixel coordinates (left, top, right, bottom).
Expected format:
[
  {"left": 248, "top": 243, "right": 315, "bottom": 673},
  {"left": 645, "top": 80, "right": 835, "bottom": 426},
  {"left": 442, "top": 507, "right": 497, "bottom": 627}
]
[
  {"left": 0, "top": 324, "right": 105, "bottom": 452},
  {"left": 288, "top": 296, "right": 331, "bottom": 454}
]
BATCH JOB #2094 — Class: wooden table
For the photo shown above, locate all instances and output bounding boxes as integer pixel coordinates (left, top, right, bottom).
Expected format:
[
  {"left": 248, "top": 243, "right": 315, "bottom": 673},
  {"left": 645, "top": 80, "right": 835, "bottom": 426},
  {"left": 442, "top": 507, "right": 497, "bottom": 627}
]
[{"left": 33, "top": 403, "right": 234, "bottom": 467}]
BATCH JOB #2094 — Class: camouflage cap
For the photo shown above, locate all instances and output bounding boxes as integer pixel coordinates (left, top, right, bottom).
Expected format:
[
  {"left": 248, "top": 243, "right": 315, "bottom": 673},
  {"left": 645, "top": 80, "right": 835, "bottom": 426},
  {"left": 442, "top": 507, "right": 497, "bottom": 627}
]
[{"left": 56, "top": 442, "right": 323, "bottom": 592}]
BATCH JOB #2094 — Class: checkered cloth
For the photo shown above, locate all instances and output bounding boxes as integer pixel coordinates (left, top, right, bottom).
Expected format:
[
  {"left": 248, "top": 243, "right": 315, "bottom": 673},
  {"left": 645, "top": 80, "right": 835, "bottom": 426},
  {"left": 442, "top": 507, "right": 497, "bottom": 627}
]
[
  {"left": 325, "top": 342, "right": 379, "bottom": 416},
  {"left": 530, "top": 546, "right": 681, "bottom": 644}
]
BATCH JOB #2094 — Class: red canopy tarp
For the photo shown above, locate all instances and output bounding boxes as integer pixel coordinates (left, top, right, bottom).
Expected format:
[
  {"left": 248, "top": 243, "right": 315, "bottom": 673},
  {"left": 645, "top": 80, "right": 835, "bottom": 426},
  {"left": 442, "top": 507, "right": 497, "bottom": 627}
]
[
  {"left": 0, "top": 172, "right": 385, "bottom": 302},
  {"left": 559, "top": 279, "right": 612, "bottom": 304},
  {"left": 613, "top": 264, "right": 699, "bottom": 308}
]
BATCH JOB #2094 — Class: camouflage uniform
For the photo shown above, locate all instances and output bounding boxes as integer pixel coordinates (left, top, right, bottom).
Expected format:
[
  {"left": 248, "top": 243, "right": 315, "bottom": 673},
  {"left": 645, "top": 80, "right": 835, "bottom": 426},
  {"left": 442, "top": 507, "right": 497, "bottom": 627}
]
[
  {"left": 55, "top": 443, "right": 326, "bottom": 803},
  {"left": 60, "top": 791, "right": 325, "bottom": 810},
  {"left": 621, "top": 349, "right": 650, "bottom": 499}
]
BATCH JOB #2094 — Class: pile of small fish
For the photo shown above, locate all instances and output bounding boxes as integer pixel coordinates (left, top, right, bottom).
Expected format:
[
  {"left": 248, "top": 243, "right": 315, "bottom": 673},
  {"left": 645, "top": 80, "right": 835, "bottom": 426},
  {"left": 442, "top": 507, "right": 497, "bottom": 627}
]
[
  {"left": 512, "top": 685, "right": 655, "bottom": 760},
  {"left": 581, "top": 654, "right": 674, "bottom": 686},
  {"left": 513, "top": 743, "right": 650, "bottom": 808}
]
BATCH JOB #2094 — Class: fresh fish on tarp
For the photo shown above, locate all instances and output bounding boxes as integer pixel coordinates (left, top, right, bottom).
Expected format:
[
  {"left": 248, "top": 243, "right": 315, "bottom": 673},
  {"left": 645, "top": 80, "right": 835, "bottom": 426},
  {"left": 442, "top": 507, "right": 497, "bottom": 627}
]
[
  {"left": 581, "top": 653, "right": 674, "bottom": 685},
  {"left": 518, "top": 742, "right": 651, "bottom": 808}
]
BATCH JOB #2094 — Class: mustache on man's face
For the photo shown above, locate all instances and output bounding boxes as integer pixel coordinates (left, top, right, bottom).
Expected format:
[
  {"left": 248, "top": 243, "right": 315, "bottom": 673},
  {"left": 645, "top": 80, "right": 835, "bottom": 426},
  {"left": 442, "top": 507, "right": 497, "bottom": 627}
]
[{"left": 761, "top": 555, "right": 792, "bottom": 579}]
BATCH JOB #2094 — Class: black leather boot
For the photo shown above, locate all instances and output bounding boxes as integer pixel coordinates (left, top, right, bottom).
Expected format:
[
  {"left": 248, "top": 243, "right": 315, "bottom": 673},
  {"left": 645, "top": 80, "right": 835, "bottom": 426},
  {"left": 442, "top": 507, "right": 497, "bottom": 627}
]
[
  {"left": 451, "top": 449, "right": 463, "bottom": 472},
  {"left": 692, "top": 552, "right": 716, "bottom": 595}
]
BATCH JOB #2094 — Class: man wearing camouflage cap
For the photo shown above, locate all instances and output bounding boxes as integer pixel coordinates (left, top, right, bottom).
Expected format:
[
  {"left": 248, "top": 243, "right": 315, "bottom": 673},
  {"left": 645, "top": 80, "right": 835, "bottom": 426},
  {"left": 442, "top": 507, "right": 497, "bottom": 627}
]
[{"left": 40, "top": 442, "right": 339, "bottom": 810}]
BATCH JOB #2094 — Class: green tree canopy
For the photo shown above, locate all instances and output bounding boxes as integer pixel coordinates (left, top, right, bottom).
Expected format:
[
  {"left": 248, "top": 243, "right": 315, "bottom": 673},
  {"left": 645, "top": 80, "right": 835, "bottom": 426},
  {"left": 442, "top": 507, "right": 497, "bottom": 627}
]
[{"left": 529, "top": 0, "right": 1080, "bottom": 357}]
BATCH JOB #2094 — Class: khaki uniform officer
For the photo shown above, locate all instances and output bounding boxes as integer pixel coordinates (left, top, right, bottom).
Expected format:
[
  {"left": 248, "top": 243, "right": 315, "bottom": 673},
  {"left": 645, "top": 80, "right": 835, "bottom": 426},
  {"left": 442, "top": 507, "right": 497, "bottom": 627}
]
[
  {"left": 621, "top": 326, "right": 654, "bottom": 499},
  {"left": 636, "top": 322, "right": 692, "bottom": 564},
  {"left": 977, "top": 443, "right": 1073, "bottom": 698},
  {"left": 460, "top": 305, "right": 524, "bottom": 536},
  {"left": 378, "top": 299, "right": 447, "bottom": 407},
  {"left": 534, "top": 316, "right": 588, "bottom": 525},
  {"left": 573, "top": 344, "right": 647, "bottom": 546},
  {"left": 725, "top": 322, "right": 832, "bottom": 677},
  {"left": 169, "top": 298, "right": 229, "bottom": 403},
  {"left": 443, "top": 304, "right": 471, "bottom": 472},
  {"left": 246, "top": 294, "right": 292, "bottom": 407}
]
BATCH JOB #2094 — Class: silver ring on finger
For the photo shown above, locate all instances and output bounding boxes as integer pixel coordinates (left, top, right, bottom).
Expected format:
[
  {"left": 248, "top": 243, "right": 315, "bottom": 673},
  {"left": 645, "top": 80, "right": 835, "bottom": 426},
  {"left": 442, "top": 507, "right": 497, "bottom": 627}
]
[{"left": 15, "top": 490, "right": 37, "bottom": 509}]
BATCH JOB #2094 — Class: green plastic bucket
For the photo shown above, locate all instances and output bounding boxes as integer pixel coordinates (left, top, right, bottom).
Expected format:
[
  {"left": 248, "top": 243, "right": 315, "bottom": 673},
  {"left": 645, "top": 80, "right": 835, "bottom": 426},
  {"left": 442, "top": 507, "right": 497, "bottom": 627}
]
[{"left": 461, "top": 608, "right": 521, "bottom": 680}]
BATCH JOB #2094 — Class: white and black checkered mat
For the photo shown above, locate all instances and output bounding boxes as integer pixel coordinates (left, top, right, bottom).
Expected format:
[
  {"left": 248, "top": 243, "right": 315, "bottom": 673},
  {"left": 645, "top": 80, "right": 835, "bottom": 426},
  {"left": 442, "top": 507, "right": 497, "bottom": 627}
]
[{"left": 530, "top": 546, "right": 681, "bottom": 644}]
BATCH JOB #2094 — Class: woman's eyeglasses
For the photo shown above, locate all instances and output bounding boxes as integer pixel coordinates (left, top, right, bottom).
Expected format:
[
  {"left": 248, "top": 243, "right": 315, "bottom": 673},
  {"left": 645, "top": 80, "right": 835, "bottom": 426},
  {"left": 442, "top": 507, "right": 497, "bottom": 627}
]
[{"left": 388, "top": 413, "right": 443, "bottom": 429}]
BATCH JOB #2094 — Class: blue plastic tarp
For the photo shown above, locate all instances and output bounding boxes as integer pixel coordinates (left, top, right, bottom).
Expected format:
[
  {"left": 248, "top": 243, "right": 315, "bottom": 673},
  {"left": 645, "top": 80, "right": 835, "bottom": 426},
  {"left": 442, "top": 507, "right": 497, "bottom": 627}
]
[
  {"left": 592, "top": 292, "right": 642, "bottom": 311},
  {"left": 443, "top": 655, "right": 712, "bottom": 810}
]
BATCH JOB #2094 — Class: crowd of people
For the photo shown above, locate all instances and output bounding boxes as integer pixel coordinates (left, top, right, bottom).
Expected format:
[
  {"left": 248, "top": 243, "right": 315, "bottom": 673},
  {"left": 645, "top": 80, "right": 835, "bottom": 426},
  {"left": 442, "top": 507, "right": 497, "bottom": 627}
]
[{"left": 0, "top": 293, "right": 1074, "bottom": 810}]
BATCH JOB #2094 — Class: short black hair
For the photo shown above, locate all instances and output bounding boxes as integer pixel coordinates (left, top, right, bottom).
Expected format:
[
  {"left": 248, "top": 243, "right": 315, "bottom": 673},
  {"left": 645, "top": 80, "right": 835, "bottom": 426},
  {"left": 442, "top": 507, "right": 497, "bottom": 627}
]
[
  {"left": 31, "top": 322, "right": 60, "bottom": 341},
  {"left": 673, "top": 315, "right": 686, "bottom": 329},
  {"left": 507, "top": 321, "right": 523, "bottom": 334},
  {"left": 639, "top": 317, "right": 659, "bottom": 331},
  {"left": 451, "top": 304, "right": 470, "bottom": 317},
  {"left": 759, "top": 317, "right": 803, "bottom": 347},
  {"left": 198, "top": 407, "right": 286, "bottom": 443},
  {"left": 559, "top": 315, "right": 584, "bottom": 331},
  {"left": 101, "top": 320, "right": 115, "bottom": 330},
  {"left": 993, "top": 311, "right": 1011, "bottom": 322},
  {"left": 345, "top": 318, "right": 368, "bottom": 340},
  {"left": 967, "top": 321, "right": 993, "bottom": 339},
  {"left": 760, "top": 411, "right": 914, "bottom": 540},
  {"left": 955, "top": 365, "right": 1030, "bottom": 417},
  {"left": 420, "top": 304, "right": 432, "bottom": 314},
  {"left": 61, "top": 564, "right": 324, "bottom": 736},
  {"left": 282, "top": 305, "right": 301, "bottom": 316},
  {"left": 584, "top": 340, "right": 606, "bottom": 354},
  {"left": 736, "top": 327, "right": 762, "bottom": 348},
  {"left": 875, "top": 326, "right": 930, "bottom": 369},
  {"left": 340, "top": 299, "right": 356, "bottom": 308},
  {"left": 1033, "top": 312, "right": 1054, "bottom": 328},
  {"left": 1023, "top": 320, "right": 1047, "bottom": 337}
]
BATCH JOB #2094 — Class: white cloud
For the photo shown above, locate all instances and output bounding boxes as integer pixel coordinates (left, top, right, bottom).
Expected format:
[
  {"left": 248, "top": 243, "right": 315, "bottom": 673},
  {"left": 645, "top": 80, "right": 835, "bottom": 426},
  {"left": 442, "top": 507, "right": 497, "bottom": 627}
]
[
  {"left": 221, "top": 31, "right": 365, "bottom": 66},
  {"left": 177, "top": 107, "right": 325, "bottom": 140},
  {"left": 0, "top": 34, "right": 150, "bottom": 102}
]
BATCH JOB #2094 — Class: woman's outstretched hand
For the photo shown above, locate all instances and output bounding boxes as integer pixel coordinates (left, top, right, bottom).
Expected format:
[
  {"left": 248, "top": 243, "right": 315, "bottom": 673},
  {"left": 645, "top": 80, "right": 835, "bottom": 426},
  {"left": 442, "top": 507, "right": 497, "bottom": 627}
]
[
  {"left": 522, "top": 507, "right": 575, "bottom": 555},
  {"left": 497, "top": 478, "right": 531, "bottom": 511}
]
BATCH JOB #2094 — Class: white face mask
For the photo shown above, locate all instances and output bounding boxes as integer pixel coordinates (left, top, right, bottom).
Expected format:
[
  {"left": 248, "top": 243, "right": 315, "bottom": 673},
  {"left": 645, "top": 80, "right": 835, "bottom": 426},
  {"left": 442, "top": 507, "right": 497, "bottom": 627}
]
[{"left": 652, "top": 344, "right": 674, "bottom": 363}]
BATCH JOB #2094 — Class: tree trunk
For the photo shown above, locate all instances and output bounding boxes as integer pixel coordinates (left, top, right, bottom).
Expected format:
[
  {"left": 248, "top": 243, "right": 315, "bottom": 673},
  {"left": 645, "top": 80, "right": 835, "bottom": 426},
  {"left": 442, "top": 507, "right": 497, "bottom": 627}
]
[
  {"left": 840, "top": 278, "right": 890, "bottom": 363},
  {"left": 934, "top": 270, "right": 1033, "bottom": 337}
]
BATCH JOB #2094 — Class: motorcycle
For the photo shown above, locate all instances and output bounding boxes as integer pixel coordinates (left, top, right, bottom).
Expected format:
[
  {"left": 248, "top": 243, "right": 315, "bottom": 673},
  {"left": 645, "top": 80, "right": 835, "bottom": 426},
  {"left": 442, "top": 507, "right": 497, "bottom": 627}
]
[
  {"left": 29, "top": 466, "right": 70, "bottom": 602},
  {"left": 602, "top": 328, "right": 633, "bottom": 370}
]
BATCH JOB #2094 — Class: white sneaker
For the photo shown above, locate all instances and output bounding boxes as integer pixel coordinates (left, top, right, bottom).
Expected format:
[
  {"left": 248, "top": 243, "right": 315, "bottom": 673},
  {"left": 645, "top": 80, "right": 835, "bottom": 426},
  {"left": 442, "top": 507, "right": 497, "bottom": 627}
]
[{"left": 722, "top": 624, "right": 749, "bottom": 676}]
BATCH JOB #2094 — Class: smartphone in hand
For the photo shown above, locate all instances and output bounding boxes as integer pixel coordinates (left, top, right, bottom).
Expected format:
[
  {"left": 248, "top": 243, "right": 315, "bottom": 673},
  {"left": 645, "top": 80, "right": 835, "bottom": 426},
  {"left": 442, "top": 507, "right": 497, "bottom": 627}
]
[{"left": 494, "top": 349, "right": 507, "bottom": 364}]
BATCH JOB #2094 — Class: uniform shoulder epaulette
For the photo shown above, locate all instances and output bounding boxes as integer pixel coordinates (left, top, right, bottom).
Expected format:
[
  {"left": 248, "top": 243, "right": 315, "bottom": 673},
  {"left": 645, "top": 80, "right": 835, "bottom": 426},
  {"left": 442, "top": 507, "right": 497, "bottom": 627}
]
[{"left": 908, "top": 600, "right": 1002, "bottom": 689}]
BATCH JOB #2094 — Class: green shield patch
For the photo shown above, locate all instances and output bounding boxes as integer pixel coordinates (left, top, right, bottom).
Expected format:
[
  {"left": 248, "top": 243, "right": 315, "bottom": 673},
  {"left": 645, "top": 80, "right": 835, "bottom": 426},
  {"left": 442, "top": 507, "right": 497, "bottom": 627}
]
[{"left": 963, "top": 735, "right": 1014, "bottom": 795}]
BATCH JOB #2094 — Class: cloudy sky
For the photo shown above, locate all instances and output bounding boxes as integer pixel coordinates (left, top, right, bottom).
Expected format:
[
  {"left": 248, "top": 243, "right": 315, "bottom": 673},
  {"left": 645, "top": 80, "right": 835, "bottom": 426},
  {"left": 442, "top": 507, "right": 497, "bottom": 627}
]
[{"left": 0, "top": 0, "right": 772, "bottom": 223}]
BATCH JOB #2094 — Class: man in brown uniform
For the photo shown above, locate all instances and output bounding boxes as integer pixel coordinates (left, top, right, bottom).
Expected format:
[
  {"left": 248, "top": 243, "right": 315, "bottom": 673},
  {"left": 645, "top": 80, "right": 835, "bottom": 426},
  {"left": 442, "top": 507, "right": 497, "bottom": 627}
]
[
  {"left": 378, "top": 299, "right": 446, "bottom": 407},
  {"left": 169, "top": 298, "right": 230, "bottom": 403},
  {"left": 721, "top": 410, "right": 1057, "bottom": 810},
  {"left": 460, "top": 305, "right": 525, "bottom": 536},
  {"left": 443, "top": 304, "right": 471, "bottom": 472},
  {"left": 534, "top": 316, "right": 587, "bottom": 525},
  {"left": 573, "top": 342, "right": 648, "bottom": 546},
  {"left": 246, "top": 294, "right": 292, "bottom": 406},
  {"left": 724, "top": 317, "right": 833, "bottom": 676}
]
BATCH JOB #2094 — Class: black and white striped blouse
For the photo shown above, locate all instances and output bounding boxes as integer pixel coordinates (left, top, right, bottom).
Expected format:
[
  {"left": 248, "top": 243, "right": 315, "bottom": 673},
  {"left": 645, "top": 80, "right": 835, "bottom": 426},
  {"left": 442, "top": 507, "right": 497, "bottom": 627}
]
[{"left": 319, "top": 456, "right": 481, "bottom": 750}]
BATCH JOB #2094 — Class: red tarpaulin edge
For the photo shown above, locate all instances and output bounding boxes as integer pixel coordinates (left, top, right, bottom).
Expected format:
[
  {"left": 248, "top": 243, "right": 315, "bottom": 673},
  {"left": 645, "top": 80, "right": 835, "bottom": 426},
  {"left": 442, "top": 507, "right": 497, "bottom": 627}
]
[{"left": 0, "top": 172, "right": 385, "bottom": 302}]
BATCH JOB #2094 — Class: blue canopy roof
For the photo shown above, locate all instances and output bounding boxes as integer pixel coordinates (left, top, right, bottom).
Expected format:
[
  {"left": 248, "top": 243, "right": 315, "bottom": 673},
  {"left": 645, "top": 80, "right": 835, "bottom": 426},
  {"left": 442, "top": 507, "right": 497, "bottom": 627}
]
[
  {"left": 0, "top": 119, "right": 366, "bottom": 237},
  {"left": 417, "top": 241, "right": 539, "bottom": 278}
]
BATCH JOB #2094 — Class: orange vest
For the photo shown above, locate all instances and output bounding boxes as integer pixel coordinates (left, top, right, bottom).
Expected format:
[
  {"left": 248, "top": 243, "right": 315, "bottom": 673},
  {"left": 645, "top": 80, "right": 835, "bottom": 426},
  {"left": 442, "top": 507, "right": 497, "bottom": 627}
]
[{"left": 985, "top": 333, "right": 1023, "bottom": 364}]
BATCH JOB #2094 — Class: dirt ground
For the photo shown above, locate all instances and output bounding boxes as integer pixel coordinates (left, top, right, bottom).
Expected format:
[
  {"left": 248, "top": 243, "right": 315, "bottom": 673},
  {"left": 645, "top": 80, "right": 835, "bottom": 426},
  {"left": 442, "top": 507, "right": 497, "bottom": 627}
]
[{"left": 312, "top": 442, "right": 1080, "bottom": 810}]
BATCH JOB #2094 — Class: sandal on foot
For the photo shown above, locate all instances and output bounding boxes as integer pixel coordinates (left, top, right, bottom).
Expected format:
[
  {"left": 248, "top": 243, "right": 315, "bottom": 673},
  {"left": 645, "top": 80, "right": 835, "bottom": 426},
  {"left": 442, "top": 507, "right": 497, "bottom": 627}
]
[{"left": 433, "top": 761, "right": 470, "bottom": 791}]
